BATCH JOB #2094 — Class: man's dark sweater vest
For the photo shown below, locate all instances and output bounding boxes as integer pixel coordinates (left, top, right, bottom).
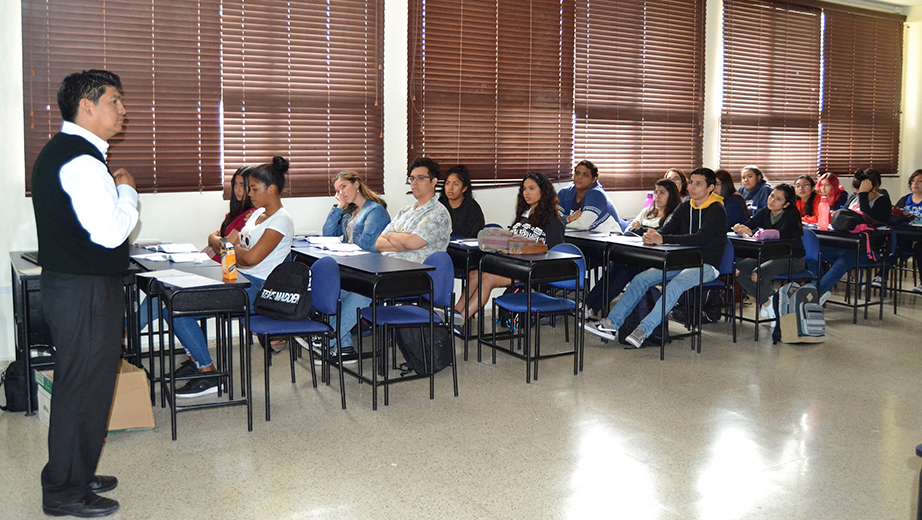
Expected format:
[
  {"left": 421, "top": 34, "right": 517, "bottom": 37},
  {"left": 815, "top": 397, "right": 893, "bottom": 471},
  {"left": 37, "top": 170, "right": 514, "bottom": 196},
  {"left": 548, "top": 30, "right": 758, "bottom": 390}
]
[{"left": 32, "top": 132, "right": 129, "bottom": 275}]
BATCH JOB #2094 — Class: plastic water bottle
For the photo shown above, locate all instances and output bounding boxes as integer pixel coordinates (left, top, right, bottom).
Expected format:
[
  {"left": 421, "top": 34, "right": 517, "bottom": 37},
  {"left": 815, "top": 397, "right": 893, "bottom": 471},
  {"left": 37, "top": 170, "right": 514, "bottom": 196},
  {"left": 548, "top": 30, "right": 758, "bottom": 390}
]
[
  {"left": 643, "top": 192, "right": 654, "bottom": 209},
  {"left": 818, "top": 196, "right": 830, "bottom": 230}
]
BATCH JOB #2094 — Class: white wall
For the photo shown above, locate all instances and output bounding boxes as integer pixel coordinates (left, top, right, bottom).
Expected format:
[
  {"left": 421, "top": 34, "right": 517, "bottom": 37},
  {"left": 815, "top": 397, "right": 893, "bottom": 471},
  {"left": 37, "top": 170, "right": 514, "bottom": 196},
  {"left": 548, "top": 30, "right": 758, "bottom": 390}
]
[{"left": 1, "top": 0, "right": 920, "bottom": 361}]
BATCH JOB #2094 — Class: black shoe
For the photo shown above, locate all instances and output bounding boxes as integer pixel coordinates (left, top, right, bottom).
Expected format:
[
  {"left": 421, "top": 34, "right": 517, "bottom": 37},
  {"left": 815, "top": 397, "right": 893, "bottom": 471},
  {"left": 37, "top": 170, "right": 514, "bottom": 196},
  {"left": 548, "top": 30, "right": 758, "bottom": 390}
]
[
  {"left": 171, "top": 359, "right": 197, "bottom": 380},
  {"left": 88, "top": 475, "right": 117, "bottom": 494},
  {"left": 175, "top": 376, "right": 219, "bottom": 398},
  {"left": 43, "top": 493, "right": 119, "bottom": 518}
]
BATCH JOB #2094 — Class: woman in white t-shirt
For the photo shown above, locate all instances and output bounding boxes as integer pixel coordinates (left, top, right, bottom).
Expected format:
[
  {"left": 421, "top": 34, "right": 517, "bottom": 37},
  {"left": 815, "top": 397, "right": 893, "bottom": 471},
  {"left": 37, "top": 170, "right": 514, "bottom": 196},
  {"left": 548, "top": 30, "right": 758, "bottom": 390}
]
[{"left": 174, "top": 156, "right": 295, "bottom": 398}]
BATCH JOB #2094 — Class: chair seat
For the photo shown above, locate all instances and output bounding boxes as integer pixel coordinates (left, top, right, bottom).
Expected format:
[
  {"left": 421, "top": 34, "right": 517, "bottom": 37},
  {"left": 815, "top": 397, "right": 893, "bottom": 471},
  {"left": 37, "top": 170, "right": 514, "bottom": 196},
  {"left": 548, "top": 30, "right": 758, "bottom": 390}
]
[
  {"left": 495, "top": 291, "right": 575, "bottom": 313},
  {"left": 774, "top": 269, "right": 816, "bottom": 281},
  {"left": 249, "top": 314, "right": 331, "bottom": 335},
  {"left": 360, "top": 305, "right": 442, "bottom": 326}
]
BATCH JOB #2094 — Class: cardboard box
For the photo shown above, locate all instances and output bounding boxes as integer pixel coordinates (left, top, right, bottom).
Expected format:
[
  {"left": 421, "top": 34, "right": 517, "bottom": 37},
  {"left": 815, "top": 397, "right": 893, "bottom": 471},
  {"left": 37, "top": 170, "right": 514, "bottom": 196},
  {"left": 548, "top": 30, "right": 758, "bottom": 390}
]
[{"left": 34, "top": 360, "right": 155, "bottom": 433}]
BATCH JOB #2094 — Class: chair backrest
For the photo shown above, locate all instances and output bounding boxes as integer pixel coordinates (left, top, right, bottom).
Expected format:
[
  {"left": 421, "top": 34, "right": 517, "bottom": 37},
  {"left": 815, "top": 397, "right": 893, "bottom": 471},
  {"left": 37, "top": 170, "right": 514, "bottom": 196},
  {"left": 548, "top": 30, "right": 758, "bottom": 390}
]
[
  {"left": 423, "top": 251, "right": 454, "bottom": 308},
  {"left": 718, "top": 240, "right": 734, "bottom": 276},
  {"left": 548, "top": 242, "right": 586, "bottom": 290},
  {"left": 484, "top": 223, "right": 504, "bottom": 229},
  {"left": 310, "top": 256, "right": 340, "bottom": 316},
  {"left": 801, "top": 228, "right": 820, "bottom": 263}
]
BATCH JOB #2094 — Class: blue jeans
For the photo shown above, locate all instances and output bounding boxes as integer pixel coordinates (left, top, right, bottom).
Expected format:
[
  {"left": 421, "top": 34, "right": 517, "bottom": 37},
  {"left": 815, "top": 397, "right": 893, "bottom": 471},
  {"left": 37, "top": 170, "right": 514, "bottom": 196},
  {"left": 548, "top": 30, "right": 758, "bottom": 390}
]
[
  {"left": 818, "top": 247, "right": 858, "bottom": 296},
  {"left": 585, "top": 263, "right": 639, "bottom": 314},
  {"left": 169, "top": 275, "right": 263, "bottom": 369},
  {"left": 330, "top": 290, "right": 371, "bottom": 350},
  {"left": 605, "top": 265, "right": 719, "bottom": 335}
]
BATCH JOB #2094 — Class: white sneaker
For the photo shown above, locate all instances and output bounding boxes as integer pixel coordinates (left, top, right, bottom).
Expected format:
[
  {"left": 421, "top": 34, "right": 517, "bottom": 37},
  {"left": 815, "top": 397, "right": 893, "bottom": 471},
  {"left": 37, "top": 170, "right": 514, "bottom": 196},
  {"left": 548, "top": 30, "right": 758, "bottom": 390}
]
[
  {"left": 760, "top": 298, "right": 776, "bottom": 321},
  {"left": 819, "top": 291, "right": 832, "bottom": 306},
  {"left": 584, "top": 320, "right": 615, "bottom": 341},
  {"left": 871, "top": 275, "right": 882, "bottom": 288},
  {"left": 913, "top": 284, "right": 922, "bottom": 295}
]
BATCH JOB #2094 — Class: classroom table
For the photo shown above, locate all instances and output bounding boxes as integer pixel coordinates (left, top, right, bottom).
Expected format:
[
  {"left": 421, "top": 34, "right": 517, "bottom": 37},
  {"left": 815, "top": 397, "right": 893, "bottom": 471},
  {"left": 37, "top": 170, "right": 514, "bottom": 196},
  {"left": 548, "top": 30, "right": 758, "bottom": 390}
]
[
  {"left": 291, "top": 242, "right": 440, "bottom": 409},
  {"left": 564, "top": 231, "right": 703, "bottom": 360},
  {"left": 727, "top": 235, "right": 794, "bottom": 341},
  {"left": 475, "top": 249, "right": 582, "bottom": 382},
  {"left": 813, "top": 227, "right": 890, "bottom": 323},
  {"left": 446, "top": 239, "right": 486, "bottom": 360}
]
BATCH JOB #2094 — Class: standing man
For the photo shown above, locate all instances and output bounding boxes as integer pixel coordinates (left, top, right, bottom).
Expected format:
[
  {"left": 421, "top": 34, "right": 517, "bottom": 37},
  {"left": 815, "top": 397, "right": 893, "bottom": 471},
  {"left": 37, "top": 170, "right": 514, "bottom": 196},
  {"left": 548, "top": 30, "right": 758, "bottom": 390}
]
[
  {"left": 31, "top": 70, "right": 139, "bottom": 518},
  {"left": 586, "top": 168, "right": 727, "bottom": 348},
  {"left": 558, "top": 159, "right": 623, "bottom": 232}
]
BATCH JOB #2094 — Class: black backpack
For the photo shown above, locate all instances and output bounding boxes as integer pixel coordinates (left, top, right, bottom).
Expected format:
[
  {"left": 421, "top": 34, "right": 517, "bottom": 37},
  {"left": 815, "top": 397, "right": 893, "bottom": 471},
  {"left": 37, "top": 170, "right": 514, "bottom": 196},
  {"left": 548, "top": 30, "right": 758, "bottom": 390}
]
[
  {"left": 618, "top": 287, "right": 669, "bottom": 347},
  {"left": 1, "top": 346, "right": 55, "bottom": 412},
  {"left": 395, "top": 326, "right": 454, "bottom": 375},
  {"left": 252, "top": 262, "right": 314, "bottom": 320}
]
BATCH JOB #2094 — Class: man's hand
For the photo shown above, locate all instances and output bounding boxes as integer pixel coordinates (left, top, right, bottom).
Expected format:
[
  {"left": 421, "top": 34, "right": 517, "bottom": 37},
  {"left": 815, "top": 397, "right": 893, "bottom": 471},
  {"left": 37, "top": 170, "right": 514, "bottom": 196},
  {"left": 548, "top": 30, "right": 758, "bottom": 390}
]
[
  {"left": 567, "top": 210, "right": 582, "bottom": 224},
  {"left": 643, "top": 228, "right": 663, "bottom": 245},
  {"left": 112, "top": 168, "right": 136, "bottom": 190}
]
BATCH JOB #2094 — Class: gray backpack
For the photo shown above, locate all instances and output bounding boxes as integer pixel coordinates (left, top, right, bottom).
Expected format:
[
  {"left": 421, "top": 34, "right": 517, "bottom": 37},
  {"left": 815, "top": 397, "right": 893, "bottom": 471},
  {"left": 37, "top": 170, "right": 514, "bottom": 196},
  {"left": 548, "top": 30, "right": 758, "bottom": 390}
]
[{"left": 772, "top": 282, "right": 825, "bottom": 344}]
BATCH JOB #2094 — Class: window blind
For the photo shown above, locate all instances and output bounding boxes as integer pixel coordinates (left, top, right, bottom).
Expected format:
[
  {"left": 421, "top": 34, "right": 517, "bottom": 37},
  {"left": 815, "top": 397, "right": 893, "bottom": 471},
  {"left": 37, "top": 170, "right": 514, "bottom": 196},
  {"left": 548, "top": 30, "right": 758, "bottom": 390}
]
[
  {"left": 222, "top": 0, "right": 384, "bottom": 198},
  {"left": 408, "top": 0, "right": 575, "bottom": 188},
  {"left": 22, "top": 0, "right": 222, "bottom": 194},
  {"left": 575, "top": 0, "right": 706, "bottom": 191},
  {"left": 721, "top": 0, "right": 822, "bottom": 184},
  {"left": 819, "top": 7, "right": 903, "bottom": 176}
]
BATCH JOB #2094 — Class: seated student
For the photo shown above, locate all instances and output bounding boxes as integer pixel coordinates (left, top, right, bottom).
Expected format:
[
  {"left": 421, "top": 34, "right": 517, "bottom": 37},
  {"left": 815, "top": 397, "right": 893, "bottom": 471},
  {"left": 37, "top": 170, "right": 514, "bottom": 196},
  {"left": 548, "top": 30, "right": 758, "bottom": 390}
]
[
  {"left": 438, "top": 164, "right": 485, "bottom": 238},
  {"left": 330, "top": 157, "right": 451, "bottom": 357},
  {"left": 175, "top": 156, "right": 295, "bottom": 397},
  {"left": 793, "top": 174, "right": 821, "bottom": 221},
  {"left": 715, "top": 168, "right": 750, "bottom": 230},
  {"left": 205, "top": 166, "right": 256, "bottom": 261},
  {"left": 731, "top": 184, "right": 806, "bottom": 319},
  {"left": 817, "top": 168, "right": 892, "bottom": 304},
  {"left": 558, "top": 160, "right": 623, "bottom": 232},
  {"left": 664, "top": 168, "right": 689, "bottom": 201},
  {"left": 895, "top": 169, "right": 922, "bottom": 293},
  {"left": 739, "top": 165, "right": 773, "bottom": 214},
  {"left": 322, "top": 170, "right": 390, "bottom": 252},
  {"left": 816, "top": 172, "right": 849, "bottom": 212},
  {"left": 455, "top": 171, "right": 564, "bottom": 323},
  {"left": 587, "top": 168, "right": 727, "bottom": 348},
  {"left": 584, "top": 179, "right": 681, "bottom": 319}
]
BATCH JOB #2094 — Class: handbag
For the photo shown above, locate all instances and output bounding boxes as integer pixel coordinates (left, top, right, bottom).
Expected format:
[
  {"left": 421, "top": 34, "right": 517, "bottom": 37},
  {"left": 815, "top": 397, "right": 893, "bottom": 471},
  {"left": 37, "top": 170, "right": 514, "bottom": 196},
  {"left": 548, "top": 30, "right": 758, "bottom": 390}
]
[{"left": 252, "top": 262, "right": 314, "bottom": 320}]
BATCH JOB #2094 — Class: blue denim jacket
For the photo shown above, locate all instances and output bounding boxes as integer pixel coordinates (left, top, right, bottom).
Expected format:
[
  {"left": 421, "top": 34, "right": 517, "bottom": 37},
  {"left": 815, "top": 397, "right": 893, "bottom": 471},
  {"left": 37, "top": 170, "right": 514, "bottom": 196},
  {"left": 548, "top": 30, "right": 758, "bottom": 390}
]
[{"left": 322, "top": 200, "right": 391, "bottom": 252}]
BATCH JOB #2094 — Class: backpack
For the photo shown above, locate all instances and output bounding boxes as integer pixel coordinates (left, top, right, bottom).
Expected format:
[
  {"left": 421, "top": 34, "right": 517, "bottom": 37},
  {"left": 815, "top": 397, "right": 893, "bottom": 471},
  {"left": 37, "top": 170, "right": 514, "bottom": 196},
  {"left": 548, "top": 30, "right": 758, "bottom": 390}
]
[
  {"left": 395, "top": 326, "right": 454, "bottom": 375},
  {"left": 670, "top": 286, "right": 723, "bottom": 325},
  {"left": 1, "top": 346, "right": 55, "bottom": 412},
  {"left": 252, "top": 262, "right": 314, "bottom": 320},
  {"left": 618, "top": 287, "right": 669, "bottom": 347},
  {"left": 771, "top": 282, "right": 825, "bottom": 344}
]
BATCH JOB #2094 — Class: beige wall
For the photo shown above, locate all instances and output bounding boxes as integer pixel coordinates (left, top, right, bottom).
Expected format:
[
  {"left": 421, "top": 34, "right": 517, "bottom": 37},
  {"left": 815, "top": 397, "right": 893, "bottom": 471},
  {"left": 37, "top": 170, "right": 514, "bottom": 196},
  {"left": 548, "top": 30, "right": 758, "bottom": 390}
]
[{"left": 1, "top": 0, "right": 919, "bottom": 360}]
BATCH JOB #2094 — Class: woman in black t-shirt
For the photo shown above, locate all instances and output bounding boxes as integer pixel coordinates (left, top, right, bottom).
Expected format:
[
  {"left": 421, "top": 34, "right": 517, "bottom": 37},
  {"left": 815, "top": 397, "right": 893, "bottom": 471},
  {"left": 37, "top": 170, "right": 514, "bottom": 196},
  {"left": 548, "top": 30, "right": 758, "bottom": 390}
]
[{"left": 438, "top": 164, "right": 485, "bottom": 238}]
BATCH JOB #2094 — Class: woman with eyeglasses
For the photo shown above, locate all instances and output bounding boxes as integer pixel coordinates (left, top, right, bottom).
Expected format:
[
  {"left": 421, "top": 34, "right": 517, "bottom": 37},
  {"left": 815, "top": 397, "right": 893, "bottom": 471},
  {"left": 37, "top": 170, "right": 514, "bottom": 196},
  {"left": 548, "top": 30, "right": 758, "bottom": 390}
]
[
  {"left": 322, "top": 170, "right": 390, "bottom": 252},
  {"left": 454, "top": 171, "right": 564, "bottom": 323},
  {"left": 793, "top": 174, "right": 821, "bottom": 220},
  {"left": 438, "top": 164, "right": 484, "bottom": 238},
  {"left": 664, "top": 168, "right": 689, "bottom": 200},
  {"left": 895, "top": 169, "right": 922, "bottom": 293}
]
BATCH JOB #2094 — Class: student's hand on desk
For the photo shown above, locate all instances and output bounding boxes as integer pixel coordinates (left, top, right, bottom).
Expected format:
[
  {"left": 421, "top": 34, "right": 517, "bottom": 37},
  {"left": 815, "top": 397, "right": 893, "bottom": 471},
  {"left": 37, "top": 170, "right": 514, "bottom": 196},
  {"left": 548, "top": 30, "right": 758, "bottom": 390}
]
[
  {"left": 567, "top": 210, "right": 582, "bottom": 223},
  {"left": 732, "top": 224, "right": 752, "bottom": 236},
  {"left": 643, "top": 228, "right": 663, "bottom": 245},
  {"left": 112, "top": 168, "right": 136, "bottom": 190}
]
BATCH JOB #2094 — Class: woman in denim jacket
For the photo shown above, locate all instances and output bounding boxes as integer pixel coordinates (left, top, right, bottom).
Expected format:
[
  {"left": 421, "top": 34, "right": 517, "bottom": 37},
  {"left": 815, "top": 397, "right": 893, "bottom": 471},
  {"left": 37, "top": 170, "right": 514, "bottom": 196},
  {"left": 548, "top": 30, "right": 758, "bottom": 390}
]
[{"left": 322, "top": 170, "right": 390, "bottom": 252}]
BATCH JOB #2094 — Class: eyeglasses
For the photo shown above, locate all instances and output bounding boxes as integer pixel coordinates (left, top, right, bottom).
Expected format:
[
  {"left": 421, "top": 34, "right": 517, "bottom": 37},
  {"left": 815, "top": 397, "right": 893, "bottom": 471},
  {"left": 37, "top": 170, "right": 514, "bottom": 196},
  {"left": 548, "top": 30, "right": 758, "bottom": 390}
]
[
  {"left": 406, "top": 175, "right": 433, "bottom": 185},
  {"left": 794, "top": 183, "right": 812, "bottom": 189}
]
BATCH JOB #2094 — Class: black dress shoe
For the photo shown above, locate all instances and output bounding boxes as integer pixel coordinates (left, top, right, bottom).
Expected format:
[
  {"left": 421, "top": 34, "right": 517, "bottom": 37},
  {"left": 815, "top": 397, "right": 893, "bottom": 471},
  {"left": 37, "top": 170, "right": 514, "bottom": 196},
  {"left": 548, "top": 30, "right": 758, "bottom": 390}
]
[
  {"left": 88, "top": 475, "right": 118, "bottom": 494},
  {"left": 43, "top": 493, "right": 119, "bottom": 518}
]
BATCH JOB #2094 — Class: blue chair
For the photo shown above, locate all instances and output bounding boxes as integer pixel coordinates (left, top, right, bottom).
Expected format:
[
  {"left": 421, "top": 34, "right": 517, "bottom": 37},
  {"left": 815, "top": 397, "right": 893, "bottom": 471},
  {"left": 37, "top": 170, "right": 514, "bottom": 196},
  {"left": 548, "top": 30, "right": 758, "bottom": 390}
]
[
  {"left": 774, "top": 228, "right": 821, "bottom": 286},
  {"left": 697, "top": 240, "right": 736, "bottom": 341},
  {"left": 357, "top": 251, "right": 458, "bottom": 409},
  {"left": 248, "top": 256, "right": 342, "bottom": 420},
  {"left": 490, "top": 243, "right": 585, "bottom": 382}
]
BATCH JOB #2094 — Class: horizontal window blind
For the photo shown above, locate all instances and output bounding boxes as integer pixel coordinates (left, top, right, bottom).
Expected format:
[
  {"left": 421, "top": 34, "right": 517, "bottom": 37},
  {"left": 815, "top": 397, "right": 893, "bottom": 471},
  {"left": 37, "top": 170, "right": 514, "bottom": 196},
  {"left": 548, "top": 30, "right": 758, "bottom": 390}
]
[
  {"left": 575, "top": 0, "right": 706, "bottom": 191},
  {"left": 819, "top": 8, "right": 903, "bottom": 177},
  {"left": 222, "top": 0, "right": 384, "bottom": 198},
  {"left": 22, "top": 0, "right": 222, "bottom": 194},
  {"left": 721, "top": 0, "right": 822, "bottom": 185},
  {"left": 408, "top": 0, "right": 575, "bottom": 187}
]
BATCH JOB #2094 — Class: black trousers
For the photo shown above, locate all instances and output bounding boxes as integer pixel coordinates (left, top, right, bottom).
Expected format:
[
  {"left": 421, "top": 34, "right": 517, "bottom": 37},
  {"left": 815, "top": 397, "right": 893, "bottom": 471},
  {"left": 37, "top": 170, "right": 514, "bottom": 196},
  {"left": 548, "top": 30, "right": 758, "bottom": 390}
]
[{"left": 40, "top": 271, "right": 124, "bottom": 506}]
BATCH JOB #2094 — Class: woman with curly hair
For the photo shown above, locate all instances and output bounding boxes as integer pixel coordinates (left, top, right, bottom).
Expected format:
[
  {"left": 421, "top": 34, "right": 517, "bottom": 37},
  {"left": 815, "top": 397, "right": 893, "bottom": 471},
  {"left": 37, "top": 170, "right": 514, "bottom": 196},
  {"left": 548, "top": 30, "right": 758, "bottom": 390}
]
[{"left": 454, "top": 171, "right": 564, "bottom": 322}]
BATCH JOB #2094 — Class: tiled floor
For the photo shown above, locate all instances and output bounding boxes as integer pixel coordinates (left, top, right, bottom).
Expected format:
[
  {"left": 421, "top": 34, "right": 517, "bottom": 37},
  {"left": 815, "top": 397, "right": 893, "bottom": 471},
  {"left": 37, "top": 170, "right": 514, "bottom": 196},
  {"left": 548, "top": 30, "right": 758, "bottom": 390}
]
[{"left": 2, "top": 286, "right": 922, "bottom": 519}]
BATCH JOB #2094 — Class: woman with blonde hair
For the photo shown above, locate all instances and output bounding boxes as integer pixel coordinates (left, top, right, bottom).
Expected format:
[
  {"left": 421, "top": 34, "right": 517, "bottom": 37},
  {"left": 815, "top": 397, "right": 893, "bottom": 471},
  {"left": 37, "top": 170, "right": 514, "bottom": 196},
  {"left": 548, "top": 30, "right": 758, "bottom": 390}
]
[{"left": 322, "top": 170, "right": 390, "bottom": 252}]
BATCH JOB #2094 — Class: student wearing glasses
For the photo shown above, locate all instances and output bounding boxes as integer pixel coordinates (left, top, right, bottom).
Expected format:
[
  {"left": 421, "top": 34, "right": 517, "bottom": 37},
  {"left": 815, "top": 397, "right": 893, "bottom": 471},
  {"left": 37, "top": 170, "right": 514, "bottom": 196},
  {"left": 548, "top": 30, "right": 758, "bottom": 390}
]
[
  {"left": 793, "top": 174, "right": 820, "bottom": 220},
  {"left": 558, "top": 160, "right": 623, "bottom": 232}
]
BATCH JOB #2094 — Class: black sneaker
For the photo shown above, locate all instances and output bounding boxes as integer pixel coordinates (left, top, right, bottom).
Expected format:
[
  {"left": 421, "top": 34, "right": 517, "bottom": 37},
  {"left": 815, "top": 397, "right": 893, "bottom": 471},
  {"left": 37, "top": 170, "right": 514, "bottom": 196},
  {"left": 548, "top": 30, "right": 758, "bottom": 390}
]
[
  {"left": 171, "top": 359, "right": 197, "bottom": 380},
  {"left": 315, "top": 347, "right": 358, "bottom": 365},
  {"left": 175, "top": 376, "right": 220, "bottom": 398}
]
